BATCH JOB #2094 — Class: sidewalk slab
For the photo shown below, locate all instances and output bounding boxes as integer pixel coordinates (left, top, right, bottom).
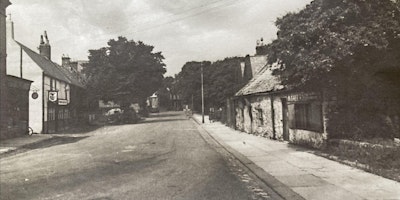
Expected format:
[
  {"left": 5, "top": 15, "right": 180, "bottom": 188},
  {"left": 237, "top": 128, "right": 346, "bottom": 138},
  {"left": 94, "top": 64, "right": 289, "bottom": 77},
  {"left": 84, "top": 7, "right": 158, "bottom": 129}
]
[{"left": 192, "top": 114, "right": 400, "bottom": 200}]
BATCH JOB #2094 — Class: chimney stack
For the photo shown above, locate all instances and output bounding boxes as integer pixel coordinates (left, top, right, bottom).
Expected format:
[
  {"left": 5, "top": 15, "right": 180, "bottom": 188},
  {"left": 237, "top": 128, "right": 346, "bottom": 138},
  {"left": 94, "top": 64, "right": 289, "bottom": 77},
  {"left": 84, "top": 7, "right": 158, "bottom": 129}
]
[
  {"left": 39, "top": 31, "right": 51, "bottom": 60},
  {"left": 255, "top": 37, "right": 267, "bottom": 55},
  {"left": 6, "top": 14, "right": 14, "bottom": 39},
  {"left": 61, "top": 55, "right": 71, "bottom": 68}
]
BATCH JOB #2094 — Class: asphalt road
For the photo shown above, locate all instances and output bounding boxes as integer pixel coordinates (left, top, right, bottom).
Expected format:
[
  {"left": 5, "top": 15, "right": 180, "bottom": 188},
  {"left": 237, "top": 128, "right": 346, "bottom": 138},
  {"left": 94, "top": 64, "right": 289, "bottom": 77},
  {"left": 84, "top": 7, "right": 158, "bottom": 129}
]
[{"left": 0, "top": 112, "right": 279, "bottom": 200}]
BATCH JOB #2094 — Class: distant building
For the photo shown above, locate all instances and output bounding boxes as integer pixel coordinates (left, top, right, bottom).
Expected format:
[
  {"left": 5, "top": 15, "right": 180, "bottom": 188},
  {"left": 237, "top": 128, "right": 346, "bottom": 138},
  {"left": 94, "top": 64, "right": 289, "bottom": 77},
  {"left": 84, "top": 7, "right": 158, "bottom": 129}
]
[
  {"left": 6, "top": 17, "right": 86, "bottom": 134},
  {"left": 147, "top": 93, "right": 159, "bottom": 113}
]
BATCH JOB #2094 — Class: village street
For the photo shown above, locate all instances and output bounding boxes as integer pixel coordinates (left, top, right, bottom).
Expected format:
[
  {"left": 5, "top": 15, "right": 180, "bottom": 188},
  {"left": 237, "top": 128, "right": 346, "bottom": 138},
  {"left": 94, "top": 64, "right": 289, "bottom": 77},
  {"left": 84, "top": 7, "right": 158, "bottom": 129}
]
[{"left": 0, "top": 112, "right": 280, "bottom": 200}]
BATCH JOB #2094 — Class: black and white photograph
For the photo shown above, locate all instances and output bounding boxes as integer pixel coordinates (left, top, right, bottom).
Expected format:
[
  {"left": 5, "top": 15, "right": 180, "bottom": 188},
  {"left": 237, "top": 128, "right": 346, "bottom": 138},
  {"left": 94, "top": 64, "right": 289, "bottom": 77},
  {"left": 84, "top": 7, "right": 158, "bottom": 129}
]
[{"left": 0, "top": 0, "right": 400, "bottom": 199}]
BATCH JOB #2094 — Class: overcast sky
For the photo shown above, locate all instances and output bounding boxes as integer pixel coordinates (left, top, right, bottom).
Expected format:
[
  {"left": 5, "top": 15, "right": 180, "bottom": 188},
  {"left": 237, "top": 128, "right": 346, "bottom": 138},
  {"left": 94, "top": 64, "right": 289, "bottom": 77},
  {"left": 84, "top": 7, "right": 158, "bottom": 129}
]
[{"left": 7, "top": 0, "right": 311, "bottom": 76}]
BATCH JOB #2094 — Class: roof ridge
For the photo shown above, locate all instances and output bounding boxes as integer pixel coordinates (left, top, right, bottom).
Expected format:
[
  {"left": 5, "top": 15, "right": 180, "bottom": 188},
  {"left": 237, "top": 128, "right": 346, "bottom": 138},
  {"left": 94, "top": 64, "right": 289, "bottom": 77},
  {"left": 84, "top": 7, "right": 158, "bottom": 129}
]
[{"left": 15, "top": 40, "right": 84, "bottom": 88}]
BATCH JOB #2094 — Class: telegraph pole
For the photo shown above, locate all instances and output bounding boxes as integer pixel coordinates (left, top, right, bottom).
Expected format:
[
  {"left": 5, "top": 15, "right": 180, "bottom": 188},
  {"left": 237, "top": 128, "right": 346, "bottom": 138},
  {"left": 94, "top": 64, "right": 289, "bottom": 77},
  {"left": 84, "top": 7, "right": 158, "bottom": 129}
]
[{"left": 201, "top": 63, "right": 205, "bottom": 124}]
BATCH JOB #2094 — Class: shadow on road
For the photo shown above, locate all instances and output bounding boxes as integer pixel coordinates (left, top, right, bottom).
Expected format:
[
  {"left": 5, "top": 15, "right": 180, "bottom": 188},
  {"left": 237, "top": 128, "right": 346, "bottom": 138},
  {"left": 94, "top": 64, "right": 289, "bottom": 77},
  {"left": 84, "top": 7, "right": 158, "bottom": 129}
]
[
  {"left": 0, "top": 136, "right": 89, "bottom": 159},
  {"left": 135, "top": 111, "right": 187, "bottom": 124},
  {"left": 138, "top": 118, "right": 187, "bottom": 124},
  {"left": 147, "top": 112, "right": 183, "bottom": 118},
  {"left": 56, "top": 125, "right": 103, "bottom": 135},
  {"left": 22, "top": 136, "right": 89, "bottom": 150}
]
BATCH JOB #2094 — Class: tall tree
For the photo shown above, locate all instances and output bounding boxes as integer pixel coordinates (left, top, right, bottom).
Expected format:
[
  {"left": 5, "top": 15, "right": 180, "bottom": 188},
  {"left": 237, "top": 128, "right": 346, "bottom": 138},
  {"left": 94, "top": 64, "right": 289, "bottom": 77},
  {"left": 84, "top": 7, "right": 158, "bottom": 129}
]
[
  {"left": 83, "top": 36, "right": 166, "bottom": 110},
  {"left": 267, "top": 0, "right": 400, "bottom": 139},
  {"left": 174, "top": 61, "right": 211, "bottom": 112},
  {"left": 269, "top": 0, "right": 400, "bottom": 90},
  {"left": 207, "top": 57, "right": 243, "bottom": 108},
  {"left": 157, "top": 76, "right": 176, "bottom": 110},
  {"left": 174, "top": 57, "right": 243, "bottom": 112}
]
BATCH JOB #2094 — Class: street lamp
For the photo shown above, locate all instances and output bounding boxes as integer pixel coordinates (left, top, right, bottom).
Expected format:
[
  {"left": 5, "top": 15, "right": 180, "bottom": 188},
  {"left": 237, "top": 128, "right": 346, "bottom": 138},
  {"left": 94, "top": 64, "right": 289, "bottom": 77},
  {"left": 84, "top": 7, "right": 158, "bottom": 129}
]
[{"left": 201, "top": 63, "right": 205, "bottom": 124}]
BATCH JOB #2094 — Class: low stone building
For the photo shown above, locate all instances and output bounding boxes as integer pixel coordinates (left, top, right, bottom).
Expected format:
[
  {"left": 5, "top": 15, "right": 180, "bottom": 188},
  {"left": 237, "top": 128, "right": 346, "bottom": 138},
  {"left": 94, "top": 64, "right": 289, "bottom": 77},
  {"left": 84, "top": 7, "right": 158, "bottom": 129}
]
[{"left": 235, "top": 62, "right": 330, "bottom": 148}]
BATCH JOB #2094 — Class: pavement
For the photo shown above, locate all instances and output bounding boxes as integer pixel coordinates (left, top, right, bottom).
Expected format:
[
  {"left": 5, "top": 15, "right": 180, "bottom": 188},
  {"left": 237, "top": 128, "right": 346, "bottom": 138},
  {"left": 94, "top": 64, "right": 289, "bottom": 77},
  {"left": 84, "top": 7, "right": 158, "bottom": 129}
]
[{"left": 192, "top": 114, "right": 400, "bottom": 200}]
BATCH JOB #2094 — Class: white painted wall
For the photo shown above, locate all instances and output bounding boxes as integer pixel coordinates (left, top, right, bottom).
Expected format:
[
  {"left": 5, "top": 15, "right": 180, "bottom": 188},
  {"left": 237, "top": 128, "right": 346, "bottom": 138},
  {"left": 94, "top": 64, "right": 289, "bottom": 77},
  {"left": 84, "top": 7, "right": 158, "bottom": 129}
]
[{"left": 7, "top": 41, "right": 44, "bottom": 133}]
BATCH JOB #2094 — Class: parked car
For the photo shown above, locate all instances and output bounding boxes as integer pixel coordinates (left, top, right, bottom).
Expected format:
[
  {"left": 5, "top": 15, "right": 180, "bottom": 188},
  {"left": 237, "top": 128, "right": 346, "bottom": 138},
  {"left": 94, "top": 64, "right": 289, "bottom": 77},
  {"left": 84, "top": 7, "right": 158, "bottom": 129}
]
[{"left": 106, "top": 108, "right": 122, "bottom": 124}]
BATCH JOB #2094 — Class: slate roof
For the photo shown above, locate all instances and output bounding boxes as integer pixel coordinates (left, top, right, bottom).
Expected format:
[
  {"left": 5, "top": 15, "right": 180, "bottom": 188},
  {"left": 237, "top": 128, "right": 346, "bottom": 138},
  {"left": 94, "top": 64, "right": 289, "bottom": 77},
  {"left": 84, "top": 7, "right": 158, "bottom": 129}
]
[
  {"left": 16, "top": 41, "right": 85, "bottom": 88},
  {"left": 235, "top": 63, "right": 284, "bottom": 96}
]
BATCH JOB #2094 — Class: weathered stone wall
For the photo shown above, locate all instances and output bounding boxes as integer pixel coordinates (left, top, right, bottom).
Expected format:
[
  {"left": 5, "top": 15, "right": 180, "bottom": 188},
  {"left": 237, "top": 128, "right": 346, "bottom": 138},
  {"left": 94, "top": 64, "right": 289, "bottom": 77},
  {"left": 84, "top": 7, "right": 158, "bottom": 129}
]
[
  {"left": 273, "top": 97, "right": 284, "bottom": 140},
  {"left": 235, "top": 100, "right": 244, "bottom": 131},
  {"left": 243, "top": 99, "right": 252, "bottom": 134},
  {"left": 289, "top": 129, "right": 328, "bottom": 149},
  {"left": 250, "top": 96, "right": 272, "bottom": 137},
  {"left": 247, "top": 95, "right": 285, "bottom": 139},
  {"left": 235, "top": 92, "right": 329, "bottom": 149}
]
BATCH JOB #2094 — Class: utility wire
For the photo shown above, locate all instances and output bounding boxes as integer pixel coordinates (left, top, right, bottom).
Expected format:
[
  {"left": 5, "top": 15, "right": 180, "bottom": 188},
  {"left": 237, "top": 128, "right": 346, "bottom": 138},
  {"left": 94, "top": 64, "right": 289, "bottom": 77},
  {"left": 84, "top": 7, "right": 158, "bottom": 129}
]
[
  {"left": 52, "top": 0, "right": 241, "bottom": 44},
  {"left": 53, "top": 0, "right": 250, "bottom": 46},
  {"left": 132, "top": 0, "right": 236, "bottom": 27},
  {"left": 130, "top": 0, "right": 244, "bottom": 34}
]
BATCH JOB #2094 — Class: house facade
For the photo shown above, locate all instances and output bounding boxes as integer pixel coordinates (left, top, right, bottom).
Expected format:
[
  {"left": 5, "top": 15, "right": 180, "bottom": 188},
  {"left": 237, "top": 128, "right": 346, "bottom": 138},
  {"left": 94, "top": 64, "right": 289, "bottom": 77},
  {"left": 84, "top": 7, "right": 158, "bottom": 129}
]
[
  {"left": 235, "top": 61, "right": 330, "bottom": 148},
  {"left": 6, "top": 17, "right": 86, "bottom": 134},
  {"left": 0, "top": 0, "right": 11, "bottom": 135}
]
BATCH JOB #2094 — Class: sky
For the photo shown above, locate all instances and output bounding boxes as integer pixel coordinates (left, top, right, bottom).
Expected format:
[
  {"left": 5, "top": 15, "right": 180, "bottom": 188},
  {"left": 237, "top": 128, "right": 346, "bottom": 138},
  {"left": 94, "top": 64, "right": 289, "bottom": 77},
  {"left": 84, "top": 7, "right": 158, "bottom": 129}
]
[{"left": 7, "top": 0, "right": 312, "bottom": 76}]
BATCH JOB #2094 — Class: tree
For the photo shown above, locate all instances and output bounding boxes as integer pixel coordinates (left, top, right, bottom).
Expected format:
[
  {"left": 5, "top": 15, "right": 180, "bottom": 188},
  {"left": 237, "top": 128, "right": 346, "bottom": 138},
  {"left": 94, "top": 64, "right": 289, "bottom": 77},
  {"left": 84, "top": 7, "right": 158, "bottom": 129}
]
[
  {"left": 157, "top": 76, "right": 176, "bottom": 110},
  {"left": 174, "top": 57, "right": 243, "bottom": 113},
  {"left": 83, "top": 36, "right": 166, "bottom": 111},
  {"left": 269, "top": 0, "right": 400, "bottom": 90},
  {"left": 267, "top": 0, "right": 400, "bottom": 139},
  {"left": 327, "top": 38, "right": 400, "bottom": 139},
  {"left": 207, "top": 57, "right": 243, "bottom": 108},
  {"left": 174, "top": 61, "right": 211, "bottom": 112}
]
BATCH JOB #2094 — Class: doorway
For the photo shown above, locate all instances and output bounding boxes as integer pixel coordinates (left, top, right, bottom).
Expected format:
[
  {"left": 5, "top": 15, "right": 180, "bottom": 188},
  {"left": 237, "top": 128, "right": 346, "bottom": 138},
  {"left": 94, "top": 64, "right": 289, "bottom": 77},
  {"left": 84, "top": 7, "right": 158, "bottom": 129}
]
[{"left": 281, "top": 98, "right": 289, "bottom": 141}]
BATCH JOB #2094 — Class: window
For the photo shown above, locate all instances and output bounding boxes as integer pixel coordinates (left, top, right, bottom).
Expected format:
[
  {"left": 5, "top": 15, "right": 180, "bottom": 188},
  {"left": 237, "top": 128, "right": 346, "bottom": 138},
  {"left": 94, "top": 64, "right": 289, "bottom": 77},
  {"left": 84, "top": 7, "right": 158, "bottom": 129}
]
[
  {"left": 64, "top": 109, "right": 69, "bottom": 119},
  {"left": 256, "top": 108, "right": 264, "bottom": 125},
  {"left": 293, "top": 102, "right": 323, "bottom": 132},
  {"left": 48, "top": 107, "right": 55, "bottom": 121},
  {"left": 59, "top": 109, "right": 64, "bottom": 120}
]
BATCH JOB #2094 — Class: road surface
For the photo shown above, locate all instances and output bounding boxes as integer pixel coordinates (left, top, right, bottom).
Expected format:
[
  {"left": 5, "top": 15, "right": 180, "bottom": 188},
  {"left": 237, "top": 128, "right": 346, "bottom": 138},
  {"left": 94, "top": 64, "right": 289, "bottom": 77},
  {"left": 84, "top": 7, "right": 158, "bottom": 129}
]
[{"left": 0, "top": 112, "right": 280, "bottom": 200}]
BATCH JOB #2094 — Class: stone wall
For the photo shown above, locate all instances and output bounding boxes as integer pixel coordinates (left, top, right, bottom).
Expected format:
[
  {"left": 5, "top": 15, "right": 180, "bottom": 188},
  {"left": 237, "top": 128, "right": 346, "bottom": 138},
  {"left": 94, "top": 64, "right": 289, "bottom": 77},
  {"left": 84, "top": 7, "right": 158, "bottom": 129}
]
[
  {"left": 289, "top": 129, "right": 327, "bottom": 149},
  {"left": 235, "top": 92, "right": 330, "bottom": 149},
  {"left": 236, "top": 94, "right": 285, "bottom": 139}
]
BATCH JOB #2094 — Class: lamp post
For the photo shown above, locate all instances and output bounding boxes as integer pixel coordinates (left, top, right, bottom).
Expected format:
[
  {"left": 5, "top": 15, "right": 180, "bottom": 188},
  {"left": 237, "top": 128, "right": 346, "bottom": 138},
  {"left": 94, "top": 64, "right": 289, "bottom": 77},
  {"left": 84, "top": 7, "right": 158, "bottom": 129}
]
[{"left": 201, "top": 63, "right": 205, "bottom": 124}]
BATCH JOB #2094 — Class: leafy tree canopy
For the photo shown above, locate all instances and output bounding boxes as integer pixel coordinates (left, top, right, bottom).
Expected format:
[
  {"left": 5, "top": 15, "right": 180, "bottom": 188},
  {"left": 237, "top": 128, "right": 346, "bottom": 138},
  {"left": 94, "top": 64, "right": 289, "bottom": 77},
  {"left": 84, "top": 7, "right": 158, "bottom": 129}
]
[
  {"left": 207, "top": 57, "right": 243, "bottom": 107},
  {"left": 266, "top": 0, "right": 400, "bottom": 139},
  {"left": 269, "top": 0, "right": 400, "bottom": 90},
  {"left": 174, "top": 57, "right": 243, "bottom": 111},
  {"left": 174, "top": 61, "right": 211, "bottom": 111},
  {"left": 83, "top": 36, "right": 166, "bottom": 107}
]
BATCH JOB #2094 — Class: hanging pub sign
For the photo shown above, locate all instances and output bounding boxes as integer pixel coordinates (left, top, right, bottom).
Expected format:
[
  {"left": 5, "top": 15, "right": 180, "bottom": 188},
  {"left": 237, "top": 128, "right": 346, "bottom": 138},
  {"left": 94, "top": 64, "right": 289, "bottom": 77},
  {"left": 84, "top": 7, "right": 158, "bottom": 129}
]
[
  {"left": 58, "top": 99, "right": 68, "bottom": 106},
  {"left": 31, "top": 92, "right": 38, "bottom": 99},
  {"left": 48, "top": 91, "right": 58, "bottom": 102}
]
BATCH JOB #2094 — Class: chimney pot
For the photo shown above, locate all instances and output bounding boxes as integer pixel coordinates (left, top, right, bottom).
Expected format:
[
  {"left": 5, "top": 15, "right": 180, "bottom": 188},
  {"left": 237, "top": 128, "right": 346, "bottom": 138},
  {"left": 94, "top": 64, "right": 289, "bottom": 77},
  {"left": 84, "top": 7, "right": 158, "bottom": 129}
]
[
  {"left": 61, "top": 55, "right": 71, "bottom": 68},
  {"left": 39, "top": 31, "right": 51, "bottom": 60},
  {"left": 44, "top": 31, "right": 49, "bottom": 44},
  {"left": 40, "top": 35, "right": 44, "bottom": 44}
]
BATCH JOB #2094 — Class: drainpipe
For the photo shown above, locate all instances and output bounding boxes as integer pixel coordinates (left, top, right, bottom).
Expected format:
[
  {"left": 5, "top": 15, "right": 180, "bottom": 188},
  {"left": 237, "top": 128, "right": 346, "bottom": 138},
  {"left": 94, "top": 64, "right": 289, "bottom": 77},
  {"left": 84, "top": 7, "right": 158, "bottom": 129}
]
[
  {"left": 20, "top": 46, "right": 22, "bottom": 78},
  {"left": 270, "top": 95, "right": 276, "bottom": 140}
]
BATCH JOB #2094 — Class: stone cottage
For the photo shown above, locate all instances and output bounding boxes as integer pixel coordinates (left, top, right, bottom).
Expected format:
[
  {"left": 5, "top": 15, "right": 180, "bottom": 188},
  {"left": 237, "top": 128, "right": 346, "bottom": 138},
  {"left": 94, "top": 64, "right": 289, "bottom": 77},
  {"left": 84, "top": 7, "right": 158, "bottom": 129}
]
[{"left": 235, "top": 62, "right": 330, "bottom": 148}]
